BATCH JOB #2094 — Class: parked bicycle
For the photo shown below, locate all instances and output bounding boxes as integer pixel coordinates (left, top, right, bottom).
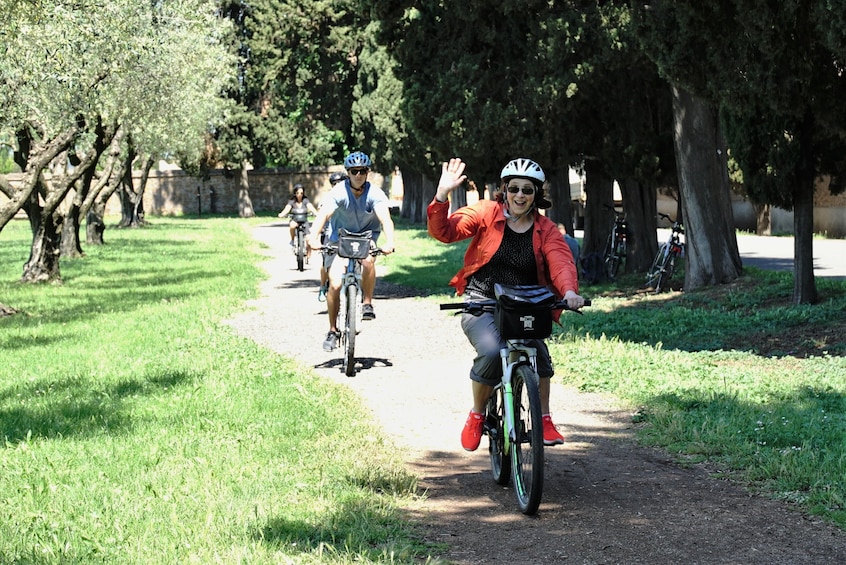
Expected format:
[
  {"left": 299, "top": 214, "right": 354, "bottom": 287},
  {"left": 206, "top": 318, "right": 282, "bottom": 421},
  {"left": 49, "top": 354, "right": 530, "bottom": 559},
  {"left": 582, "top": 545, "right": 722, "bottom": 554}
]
[
  {"left": 322, "top": 229, "right": 384, "bottom": 377},
  {"left": 602, "top": 205, "right": 627, "bottom": 281},
  {"left": 646, "top": 212, "right": 685, "bottom": 293},
  {"left": 440, "top": 284, "right": 589, "bottom": 514},
  {"left": 289, "top": 212, "right": 311, "bottom": 272}
]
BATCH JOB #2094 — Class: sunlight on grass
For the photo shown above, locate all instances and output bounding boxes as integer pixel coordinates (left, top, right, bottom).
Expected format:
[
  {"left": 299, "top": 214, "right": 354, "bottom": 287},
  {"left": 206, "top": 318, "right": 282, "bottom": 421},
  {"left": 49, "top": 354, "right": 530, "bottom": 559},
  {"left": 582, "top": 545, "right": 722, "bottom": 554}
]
[
  {"left": 0, "top": 217, "right": 429, "bottom": 564},
  {"left": 3, "top": 214, "right": 846, "bottom": 551}
]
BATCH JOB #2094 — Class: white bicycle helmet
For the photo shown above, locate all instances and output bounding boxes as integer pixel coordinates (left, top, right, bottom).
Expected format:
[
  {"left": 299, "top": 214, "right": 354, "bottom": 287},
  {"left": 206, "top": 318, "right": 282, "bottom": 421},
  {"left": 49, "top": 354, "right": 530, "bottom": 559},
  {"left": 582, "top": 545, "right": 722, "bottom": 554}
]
[
  {"left": 499, "top": 158, "right": 552, "bottom": 209},
  {"left": 500, "top": 158, "right": 546, "bottom": 185}
]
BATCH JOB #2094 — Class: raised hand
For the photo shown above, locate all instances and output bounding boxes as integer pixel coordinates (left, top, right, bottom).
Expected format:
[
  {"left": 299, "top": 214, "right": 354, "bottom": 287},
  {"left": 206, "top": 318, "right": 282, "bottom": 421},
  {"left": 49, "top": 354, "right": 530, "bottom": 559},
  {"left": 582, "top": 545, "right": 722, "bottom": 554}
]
[{"left": 435, "top": 158, "right": 467, "bottom": 201}]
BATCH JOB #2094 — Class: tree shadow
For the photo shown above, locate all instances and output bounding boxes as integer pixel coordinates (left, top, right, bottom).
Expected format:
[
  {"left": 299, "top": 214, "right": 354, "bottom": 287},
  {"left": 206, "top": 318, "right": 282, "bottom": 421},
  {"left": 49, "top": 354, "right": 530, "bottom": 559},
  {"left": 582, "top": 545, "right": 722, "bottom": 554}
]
[{"left": 0, "top": 369, "right": 196, "bottom": 445}]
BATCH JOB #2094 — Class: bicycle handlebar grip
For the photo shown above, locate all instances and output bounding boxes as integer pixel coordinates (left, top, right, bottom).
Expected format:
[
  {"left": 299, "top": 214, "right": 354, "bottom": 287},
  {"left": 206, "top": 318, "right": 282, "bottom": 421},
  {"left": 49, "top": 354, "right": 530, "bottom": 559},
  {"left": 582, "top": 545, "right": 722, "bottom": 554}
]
[{"left": 439, "top": 303, "right": 466, "bottom": 310}]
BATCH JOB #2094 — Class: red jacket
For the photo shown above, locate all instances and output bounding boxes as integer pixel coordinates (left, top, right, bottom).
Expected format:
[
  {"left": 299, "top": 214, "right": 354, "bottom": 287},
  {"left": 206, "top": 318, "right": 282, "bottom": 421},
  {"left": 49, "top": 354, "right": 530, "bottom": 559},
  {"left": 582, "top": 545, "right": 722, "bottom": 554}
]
[{"left": 427, "top": 198, "right": 578, "bottom": 305}]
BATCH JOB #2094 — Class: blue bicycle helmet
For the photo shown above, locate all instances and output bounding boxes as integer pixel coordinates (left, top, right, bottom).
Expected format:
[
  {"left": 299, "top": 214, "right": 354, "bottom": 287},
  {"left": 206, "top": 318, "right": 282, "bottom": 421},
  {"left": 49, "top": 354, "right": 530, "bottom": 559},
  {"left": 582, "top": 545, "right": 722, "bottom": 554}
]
[{"left": 344, "top": 151, "right": 372, "bottom": 170}]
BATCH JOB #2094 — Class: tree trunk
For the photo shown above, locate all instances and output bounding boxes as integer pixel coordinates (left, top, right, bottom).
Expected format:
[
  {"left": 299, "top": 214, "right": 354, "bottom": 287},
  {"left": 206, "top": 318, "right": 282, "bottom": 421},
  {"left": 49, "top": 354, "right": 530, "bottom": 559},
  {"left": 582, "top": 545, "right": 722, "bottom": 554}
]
[
  {"left": 792, "top": 182, "right": 817, "bottom": 304},
  {"left": 22, "top": 212, "right": 63, "bottom": 283},
  {"left": 86, "top": 204, "right": 106, "bottom": 245},
  {"left": 581, "top": 160, "right": 614, "bottom": 255},
  {"left": 546, "top": 167, "right": 575, "bottom": 234},
  {"left": 791, "top": 112, "right": 819, "bottom": 305},
  {"left": 60, "top": 200, "right": 85, "bottom": 258},
  {"left": 399, "top": 166, "right": 433, "bottom": 224},
  {"left": 237, "top": 161, "right": 255, "bottom": 218},
  {"left": 671, "top": 84, "right": 742, "bottom": 290},
  {"left": 618, "top": 178, "right": 658, "bottom": 273},
  {"left": 753, "top": 203, "right": 772, "bottom": 235}
]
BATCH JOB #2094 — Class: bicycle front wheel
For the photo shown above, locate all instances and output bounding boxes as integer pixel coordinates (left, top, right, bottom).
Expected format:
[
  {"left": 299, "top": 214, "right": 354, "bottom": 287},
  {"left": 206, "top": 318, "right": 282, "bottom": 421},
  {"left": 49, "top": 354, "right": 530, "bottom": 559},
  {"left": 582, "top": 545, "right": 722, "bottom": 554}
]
[
  {"left": 646, "top": 245, "right": 666, "bottom": 289},
  {"left": 343, "top": 284, "right": 358, "bottom": 377},
  {"left": 296, "top": 229, "right": 305, "bottom": 271},
  {"left": 511, "top": 365, "right": 544, "bottom": 515},
  {"left": 486, "top": 387, "right": 511, "bottom": 486},
  {"left": 605, "top": 252, "right": 621, "bottom": 281}
]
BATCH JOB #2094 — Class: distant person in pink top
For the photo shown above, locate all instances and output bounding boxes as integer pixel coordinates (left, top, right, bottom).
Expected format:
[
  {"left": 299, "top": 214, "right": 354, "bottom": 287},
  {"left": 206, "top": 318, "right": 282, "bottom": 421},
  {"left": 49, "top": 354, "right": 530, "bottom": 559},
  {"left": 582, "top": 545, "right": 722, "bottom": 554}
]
[{"left": 427, "top": 157, "right": 585, "bottom": 451}]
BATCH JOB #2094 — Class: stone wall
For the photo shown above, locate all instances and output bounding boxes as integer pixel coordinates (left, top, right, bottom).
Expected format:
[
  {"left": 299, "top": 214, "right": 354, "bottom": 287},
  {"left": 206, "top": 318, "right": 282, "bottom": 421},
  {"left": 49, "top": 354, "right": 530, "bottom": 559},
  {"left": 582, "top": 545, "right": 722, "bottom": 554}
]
[{"left": 125, "top": 166, "right": 389, "bottom": 216}]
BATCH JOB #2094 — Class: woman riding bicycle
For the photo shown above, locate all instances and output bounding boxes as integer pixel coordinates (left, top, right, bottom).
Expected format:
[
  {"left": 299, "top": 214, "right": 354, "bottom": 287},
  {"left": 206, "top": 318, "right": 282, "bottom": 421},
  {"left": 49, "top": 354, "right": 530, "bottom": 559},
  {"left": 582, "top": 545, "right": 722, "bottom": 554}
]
[
  {"left": 427, "top": 157, "right": 585, "bottom": 451},
  {"left": 278, "top": 183, "right": 319, "bottom": 255}
]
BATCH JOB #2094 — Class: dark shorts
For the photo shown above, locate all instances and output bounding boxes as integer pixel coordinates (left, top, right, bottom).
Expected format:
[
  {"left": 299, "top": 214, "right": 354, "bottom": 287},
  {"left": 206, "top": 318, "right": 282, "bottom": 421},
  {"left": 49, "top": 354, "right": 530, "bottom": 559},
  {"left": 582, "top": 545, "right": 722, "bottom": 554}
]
[{"left": 460, "top": 309, "right": 554, "bottom": 387}]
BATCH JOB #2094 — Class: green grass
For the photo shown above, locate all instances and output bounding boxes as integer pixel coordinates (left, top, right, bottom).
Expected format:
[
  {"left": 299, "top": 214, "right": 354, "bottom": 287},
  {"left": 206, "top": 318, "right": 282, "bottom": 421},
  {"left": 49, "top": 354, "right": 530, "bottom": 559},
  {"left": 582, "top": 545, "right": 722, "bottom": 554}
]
[
  {"left": 0, "top": 217, "right": 432, "bottom": 564},
  {"left": 3, "top": 213, "right": 846, "bottom": 558}
]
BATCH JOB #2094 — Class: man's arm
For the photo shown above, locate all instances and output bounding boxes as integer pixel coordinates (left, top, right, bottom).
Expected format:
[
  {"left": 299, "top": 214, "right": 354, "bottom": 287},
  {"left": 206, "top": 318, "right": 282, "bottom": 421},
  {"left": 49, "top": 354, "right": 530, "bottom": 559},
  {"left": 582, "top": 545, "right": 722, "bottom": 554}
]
[{"left": 375, "top": 203, "right": 395, "bottom": 254}]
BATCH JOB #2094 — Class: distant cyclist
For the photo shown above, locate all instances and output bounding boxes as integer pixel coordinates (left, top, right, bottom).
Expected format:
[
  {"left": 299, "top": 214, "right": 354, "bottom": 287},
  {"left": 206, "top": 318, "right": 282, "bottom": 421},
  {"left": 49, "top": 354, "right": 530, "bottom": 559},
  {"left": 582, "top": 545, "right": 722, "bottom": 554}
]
[
  {"left": 277, "top": 184, "right": 318, "bottom": 259},
  {"left": 308, "top": 152, "right": 395, "bottom": 351}
]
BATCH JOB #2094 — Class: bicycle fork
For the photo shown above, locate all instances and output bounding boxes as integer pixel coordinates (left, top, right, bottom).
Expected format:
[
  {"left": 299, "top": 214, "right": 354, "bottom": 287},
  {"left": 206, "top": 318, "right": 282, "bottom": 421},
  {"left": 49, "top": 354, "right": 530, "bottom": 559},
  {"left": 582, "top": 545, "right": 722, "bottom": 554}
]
[{"left": 500, "top": 346, "right": 537, "bottom": 448}]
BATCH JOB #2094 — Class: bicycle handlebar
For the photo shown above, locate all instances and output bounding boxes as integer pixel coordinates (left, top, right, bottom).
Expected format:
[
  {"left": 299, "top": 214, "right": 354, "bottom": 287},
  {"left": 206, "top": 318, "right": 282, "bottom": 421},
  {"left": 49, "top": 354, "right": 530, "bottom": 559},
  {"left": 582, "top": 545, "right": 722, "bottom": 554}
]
[
  {"left": 440, "top": 298, "right": 591, "bottom": 313},
  {"left": 319, "top": 244, "right": 386, "bottom": 257}
]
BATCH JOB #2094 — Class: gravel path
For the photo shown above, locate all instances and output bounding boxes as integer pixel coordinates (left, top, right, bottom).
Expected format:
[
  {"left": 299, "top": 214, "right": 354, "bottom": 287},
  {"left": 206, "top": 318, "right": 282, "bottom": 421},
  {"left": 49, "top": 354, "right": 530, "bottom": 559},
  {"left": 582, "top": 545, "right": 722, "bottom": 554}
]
[{"left": 225, "top": 223, "right": 846, "bottom": 564}]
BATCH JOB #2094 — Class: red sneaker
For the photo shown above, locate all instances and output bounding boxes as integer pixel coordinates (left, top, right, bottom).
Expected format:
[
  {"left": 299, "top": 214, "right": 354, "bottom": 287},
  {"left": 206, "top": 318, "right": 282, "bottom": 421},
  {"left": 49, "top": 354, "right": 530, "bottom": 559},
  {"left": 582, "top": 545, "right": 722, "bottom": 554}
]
[
  {"left": 461, "top": 411, "right": 485, "bottom": 451},
  {"left": 542, "top": 415, "right": 565, "bottom": 446}
]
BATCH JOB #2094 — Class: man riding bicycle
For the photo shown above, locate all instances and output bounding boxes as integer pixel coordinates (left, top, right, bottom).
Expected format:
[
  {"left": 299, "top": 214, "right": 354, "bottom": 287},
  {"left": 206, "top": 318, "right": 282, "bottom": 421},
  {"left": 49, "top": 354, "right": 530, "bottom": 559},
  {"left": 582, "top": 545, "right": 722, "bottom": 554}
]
[{"left": 308, "top": 151, "right": 395, "bottom": 351}]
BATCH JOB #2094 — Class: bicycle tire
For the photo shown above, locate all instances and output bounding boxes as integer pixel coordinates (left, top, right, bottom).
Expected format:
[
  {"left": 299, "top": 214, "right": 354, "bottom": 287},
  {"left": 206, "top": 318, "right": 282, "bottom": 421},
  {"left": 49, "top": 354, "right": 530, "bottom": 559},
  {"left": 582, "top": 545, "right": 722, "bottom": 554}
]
[
  {"left": 511, "top": 364, "right": 544, "bottom": 515},
  {"left": 343, "top": 284, "right": 358, "bottom": 376},
  {"left": 656, "top": 251, "right": 677, "bottom": 293},
  {"left": 296, "top": 229, "right": 305, "bottom": 271},
  {"left": 605, "top": 253, "right": 621, "bottom": 281},
  {"left": 646, "top": 244, "right": 666, "bottom": 289},
  {"left": 486, "top": 388, "right": 511, "bottom": 485}
]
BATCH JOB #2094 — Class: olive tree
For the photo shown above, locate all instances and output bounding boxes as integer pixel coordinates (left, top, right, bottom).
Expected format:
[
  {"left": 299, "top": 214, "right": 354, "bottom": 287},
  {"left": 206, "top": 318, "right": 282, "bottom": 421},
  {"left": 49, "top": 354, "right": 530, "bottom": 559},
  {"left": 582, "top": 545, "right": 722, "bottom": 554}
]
[{"left": 0, "top": 0, "right": 233, "bottom": 282}]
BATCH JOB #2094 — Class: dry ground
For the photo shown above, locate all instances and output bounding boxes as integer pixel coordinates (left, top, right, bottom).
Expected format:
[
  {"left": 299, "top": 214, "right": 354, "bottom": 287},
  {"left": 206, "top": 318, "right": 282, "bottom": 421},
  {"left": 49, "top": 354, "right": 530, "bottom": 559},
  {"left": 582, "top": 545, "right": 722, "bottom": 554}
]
[{"left": 225, "top": 224, "right": 846, "bottom": 564}]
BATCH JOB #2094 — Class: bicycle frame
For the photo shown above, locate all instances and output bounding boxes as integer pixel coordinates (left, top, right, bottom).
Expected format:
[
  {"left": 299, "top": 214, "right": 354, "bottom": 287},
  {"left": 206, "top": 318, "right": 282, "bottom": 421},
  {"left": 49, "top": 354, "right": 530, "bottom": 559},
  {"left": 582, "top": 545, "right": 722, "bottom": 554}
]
[
  {"left": 324, "top": 232, "right": 381, "bottom": 377},
  {"left": 646, "top": 213, "right": 685, "bottom": 293},
  {"left": 290, "top": 214, "right": 309, "bottom": 272},
  {"left": 499, "top": 343, "right": 537, "bottom": 447},
  {"left": 603, "top": 205, "right": 627, "bottom": 281},
  {"left": 440, "top": 286, "right": 589, "bottom": 515}
]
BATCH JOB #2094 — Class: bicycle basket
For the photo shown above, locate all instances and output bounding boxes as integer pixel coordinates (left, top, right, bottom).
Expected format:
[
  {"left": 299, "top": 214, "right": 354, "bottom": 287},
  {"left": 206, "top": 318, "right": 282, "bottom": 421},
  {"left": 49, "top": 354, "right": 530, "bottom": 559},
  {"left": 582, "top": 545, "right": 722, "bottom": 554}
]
[
  {"left": 493, "top": 284, "right": 556, "bottom": 339},
  {"left": 337, "top": 229, "right": 373, "bottom": 259},
  {"left": 291, "top": 212, "right": 308, "bottom": 223}
]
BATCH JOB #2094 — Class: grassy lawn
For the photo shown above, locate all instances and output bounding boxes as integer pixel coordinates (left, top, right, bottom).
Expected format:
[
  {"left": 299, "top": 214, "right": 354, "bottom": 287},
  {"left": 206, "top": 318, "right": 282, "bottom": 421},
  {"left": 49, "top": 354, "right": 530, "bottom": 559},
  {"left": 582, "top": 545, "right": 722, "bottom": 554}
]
[
  {"left": 0, "top": 217, "right": 429, "bottom": 564},
  {"left": 2, "top": 214, "right": 845, "bottom": 564}
]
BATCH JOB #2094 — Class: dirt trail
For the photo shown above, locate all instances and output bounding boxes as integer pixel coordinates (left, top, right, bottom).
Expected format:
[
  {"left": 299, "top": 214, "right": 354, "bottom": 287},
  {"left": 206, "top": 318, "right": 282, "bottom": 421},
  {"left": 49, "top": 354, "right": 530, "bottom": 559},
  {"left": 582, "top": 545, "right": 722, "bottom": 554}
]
[{"left": 226, "top": 223, "right": 846, "bottom": 564}]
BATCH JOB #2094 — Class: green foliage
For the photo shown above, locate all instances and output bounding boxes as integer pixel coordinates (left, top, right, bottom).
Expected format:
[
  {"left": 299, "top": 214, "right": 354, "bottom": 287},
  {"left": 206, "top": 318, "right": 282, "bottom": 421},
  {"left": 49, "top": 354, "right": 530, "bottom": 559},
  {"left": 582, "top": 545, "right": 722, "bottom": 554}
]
[
  {"left": 0, "top": 0, "right": 233, "bottom": 158},
  {"left": 0, "top": 218, "right": 429, "bottom": 563},
  {"left": 634, "top": 1, "right": 846, "bottom": 207}
]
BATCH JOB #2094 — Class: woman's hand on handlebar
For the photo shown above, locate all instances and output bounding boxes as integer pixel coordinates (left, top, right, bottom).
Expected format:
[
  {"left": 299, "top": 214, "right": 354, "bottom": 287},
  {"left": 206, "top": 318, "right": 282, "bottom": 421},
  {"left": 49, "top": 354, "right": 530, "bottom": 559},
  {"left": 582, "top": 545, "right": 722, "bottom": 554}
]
[
  {"left": 379, "top": 244, "right": 395, "bottom": 255},
  {"left": 563, "top": 290, "right": 586, "bottom": 310}
]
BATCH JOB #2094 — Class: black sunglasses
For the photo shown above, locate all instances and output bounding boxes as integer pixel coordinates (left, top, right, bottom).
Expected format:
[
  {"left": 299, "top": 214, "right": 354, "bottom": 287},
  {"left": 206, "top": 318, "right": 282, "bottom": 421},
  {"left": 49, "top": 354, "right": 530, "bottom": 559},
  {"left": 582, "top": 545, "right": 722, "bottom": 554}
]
[
  {"left": 506, "top": 185, "right": 536, "bottom": 195},
  {"left": 349, "top": 168, "right": 369, "bottom": 176}
]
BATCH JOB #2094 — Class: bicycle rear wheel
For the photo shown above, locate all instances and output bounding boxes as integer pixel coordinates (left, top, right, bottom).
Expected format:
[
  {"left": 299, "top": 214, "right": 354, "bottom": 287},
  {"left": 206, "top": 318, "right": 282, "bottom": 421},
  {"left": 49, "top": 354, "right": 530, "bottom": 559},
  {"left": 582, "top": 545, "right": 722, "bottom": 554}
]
[
  {"left": 343, "top": 284, "right": 358, "bottom": 376},
  {"left": 511, "top": 365, "right": 544, "bottom": 515},
  {"left": 656, "top": 251, "right": 677, "bottom": 293},
  {"left": 486, "top": 388, "right": 511, "bottom": 485},
  {"left": 296, "top": 229, "right": 305, "bottom": 271}
]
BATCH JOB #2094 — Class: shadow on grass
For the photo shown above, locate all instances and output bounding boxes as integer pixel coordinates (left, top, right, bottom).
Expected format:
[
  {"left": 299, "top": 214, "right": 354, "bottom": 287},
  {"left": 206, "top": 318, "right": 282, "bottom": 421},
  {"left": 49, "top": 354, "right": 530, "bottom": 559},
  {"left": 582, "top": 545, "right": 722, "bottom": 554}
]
[{"left": 0, "top": 369, "right": 196, "bottom": 445}]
